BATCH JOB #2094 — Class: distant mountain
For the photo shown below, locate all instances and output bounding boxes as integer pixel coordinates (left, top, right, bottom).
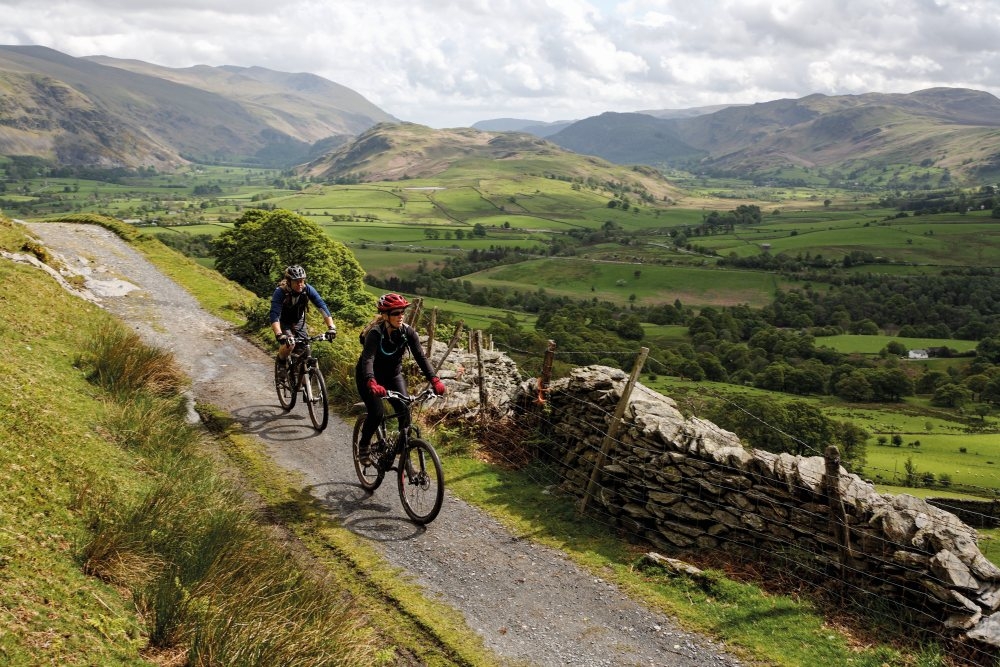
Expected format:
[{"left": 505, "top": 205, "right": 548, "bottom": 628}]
[
  {"left": 472, "top": 118, "right": 575, "bottom": 138},
  {"left": 546, "top": 88, "right": 1000, "bottom": 185},
  {"left": 472, "top": 104, "right": 735, "bottom": 138},
  {"left": 0, "top": 45, "right": 395, "bottom": 169},
  {"left": 547, "top": 112, "right": 706, "bottom": 166},
  {"left": 301, "top": 121, "right": 682, "bottom": 202},
  {"left": 636, "top": 104, "right": 741, "bottom": 119}
]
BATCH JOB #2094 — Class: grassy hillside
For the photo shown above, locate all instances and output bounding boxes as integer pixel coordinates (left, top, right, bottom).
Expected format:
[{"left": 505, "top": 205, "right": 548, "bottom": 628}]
[
  {"left": 548, "top": 88, "right": 1000, "bottom": 187},
  {"left": 0, "top": 223, "right": 153, "bottom": 664},
  {"left": 0, "top": 215, "right": 502, "bottom": 665}
]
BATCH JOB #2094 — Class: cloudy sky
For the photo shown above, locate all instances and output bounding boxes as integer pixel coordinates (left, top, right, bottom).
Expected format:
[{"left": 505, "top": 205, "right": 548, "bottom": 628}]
[{"left": 2, "top": 0, "right": 998, "bottom": 128}]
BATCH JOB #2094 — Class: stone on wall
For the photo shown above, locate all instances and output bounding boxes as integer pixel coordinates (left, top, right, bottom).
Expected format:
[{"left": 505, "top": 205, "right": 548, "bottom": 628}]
[{"left": 534, "top": 364, "right": 1000, "bottom": 648}]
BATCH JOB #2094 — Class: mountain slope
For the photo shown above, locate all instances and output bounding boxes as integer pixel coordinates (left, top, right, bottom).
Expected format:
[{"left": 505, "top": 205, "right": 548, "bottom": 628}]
[
  {"left": 0, "top": 45, "right": 393, "bottom": 169},
  {"left": 302, "top": 121, "right": 682, "bottom": 201},
  {"left": 547, "top": 112, "right": 706, "bottom": 165},
  {"left": 547, "top": 88, "right": 1000, "bottom": 185},
  {"left": 87, "top": 56, "right": 396, "bottom": 142}
]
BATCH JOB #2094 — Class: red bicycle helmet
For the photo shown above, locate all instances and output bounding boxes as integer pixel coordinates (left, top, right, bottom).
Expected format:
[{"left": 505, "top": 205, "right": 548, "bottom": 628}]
[{"left": 377, "top": 293, "right": 411, "bottom": 312}]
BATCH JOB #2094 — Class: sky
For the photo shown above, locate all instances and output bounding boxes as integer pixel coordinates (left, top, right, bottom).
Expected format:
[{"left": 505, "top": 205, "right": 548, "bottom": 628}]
[{"left": 1, "top": 0, "right": 999, "bottom": 129}]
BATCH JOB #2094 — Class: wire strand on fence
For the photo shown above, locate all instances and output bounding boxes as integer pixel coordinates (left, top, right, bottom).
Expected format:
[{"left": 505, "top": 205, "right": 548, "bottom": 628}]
[{"left": 448, "top": 336, "right": 999, "bottom": 664}]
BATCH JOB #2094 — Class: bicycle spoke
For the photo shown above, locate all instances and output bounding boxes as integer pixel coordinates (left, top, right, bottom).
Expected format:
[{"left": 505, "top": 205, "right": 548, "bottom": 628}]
[
  {"left": 274, "top": 357, "right": 296, "bottom": 410},
  {"left": 397, "top": 439, "right": 444, "bottom": 524},
  {"left": 306, "top": 367, "right": 328, "bottom": 431},
  {"left": 353, "top": 416, "right": 384, "bottom": 491}
]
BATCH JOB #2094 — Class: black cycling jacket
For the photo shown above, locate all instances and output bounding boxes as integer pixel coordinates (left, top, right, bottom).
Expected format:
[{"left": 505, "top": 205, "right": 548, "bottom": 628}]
[{"left": 356, "top": 322, "right": 435, "bottom": 383}]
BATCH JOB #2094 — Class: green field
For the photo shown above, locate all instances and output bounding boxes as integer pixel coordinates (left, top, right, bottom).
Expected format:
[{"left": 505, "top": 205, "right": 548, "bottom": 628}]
[
  {"left": 816, "top": 334, "right": 979, "bottom": 354},
  {"left": 463, "top": 258, "right": 797, "bottom": 308}
]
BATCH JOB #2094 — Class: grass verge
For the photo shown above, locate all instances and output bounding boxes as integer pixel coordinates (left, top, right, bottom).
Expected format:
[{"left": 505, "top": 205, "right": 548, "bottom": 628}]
[{"left": 437, "top": 421, "right": 956, "bottom": 667}]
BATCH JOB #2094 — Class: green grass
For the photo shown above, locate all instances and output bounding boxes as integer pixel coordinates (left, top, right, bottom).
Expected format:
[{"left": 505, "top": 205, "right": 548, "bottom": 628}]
[
  {"left": 816, "top": 334, "right": 979, "bottom": 355},
  {"left": 438, "top": 447, "right": 947, "bottom": 667},
  {"left": 0, "top": 216, "right": 497, "bottom": 666},
  {"left": 463, "top": 257, "right": 796, "bottom": 308},
  {"left": 0, "top": 258, "right": 151, "bottom": 665}
]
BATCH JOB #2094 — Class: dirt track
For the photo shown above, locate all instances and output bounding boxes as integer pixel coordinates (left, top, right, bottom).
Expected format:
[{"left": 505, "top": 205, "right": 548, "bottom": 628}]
[{"left": 24, "top": 221, "right": 743, "bottom": 667}]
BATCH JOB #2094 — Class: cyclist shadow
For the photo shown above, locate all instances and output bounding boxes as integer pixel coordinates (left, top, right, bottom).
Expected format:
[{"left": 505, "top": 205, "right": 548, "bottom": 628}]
[
  {"left": 229, "top": 404, "right": 325, "bottom": 442},
  {"left": 308, "top": 481, "right": 428, "bottom": 541}
]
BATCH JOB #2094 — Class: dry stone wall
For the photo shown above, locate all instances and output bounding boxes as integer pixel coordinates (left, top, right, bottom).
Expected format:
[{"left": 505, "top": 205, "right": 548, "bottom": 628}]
[{"left": 533, "top": 365, "right": 1000, "bottom": 648}]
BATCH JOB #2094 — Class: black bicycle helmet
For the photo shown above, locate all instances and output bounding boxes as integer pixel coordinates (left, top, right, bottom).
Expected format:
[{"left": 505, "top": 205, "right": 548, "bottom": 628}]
[{"left": 285, "top": 265, "right": 307, "bottom": 280}]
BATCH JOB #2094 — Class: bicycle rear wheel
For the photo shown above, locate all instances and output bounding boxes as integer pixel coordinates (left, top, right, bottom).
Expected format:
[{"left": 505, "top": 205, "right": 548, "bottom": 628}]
[
  {"left": 352, "top": 415, "right": 384, "bottom": 491},
  {"left": 397, "top": 438, "right": 444, "bottom": 524},
  {"left": 305, "top": 366, "right": 329, "bottom": 431},
  {"left": 274, "top": 357, "right": 296, "bottom": 410}
]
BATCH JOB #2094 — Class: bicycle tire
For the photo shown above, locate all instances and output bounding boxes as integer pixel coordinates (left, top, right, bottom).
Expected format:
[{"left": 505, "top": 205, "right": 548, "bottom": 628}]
[
  {"left": 352, "top": 415, "right": 384, "bottom": 491},
  {"left": 305, "top": 366, "right": 329, "bottom": 431},
  {"left": 397, "top": 438, "right": 444, "bottom": 524},
  {"left": 274, "top": 357, "right": 296, "bottom": 410}
]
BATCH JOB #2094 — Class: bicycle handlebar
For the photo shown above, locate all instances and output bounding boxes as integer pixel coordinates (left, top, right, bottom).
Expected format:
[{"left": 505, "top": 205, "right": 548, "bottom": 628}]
[
  {"left": 383, "top": 388, "right": 435, "bottom": 405},
  {"left": 290, "top": 332, "right": 333, "bottom": 344}
]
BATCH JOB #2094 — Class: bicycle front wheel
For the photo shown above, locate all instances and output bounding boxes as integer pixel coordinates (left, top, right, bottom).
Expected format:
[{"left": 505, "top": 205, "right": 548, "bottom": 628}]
[
  {"left": 305, "top": 366, "right": 329, "bottom": 431},
  {"left": 274, "top": 357, "right": 296, "bottom": 410},
  {"left": 352, "top": 415, "right": 384, "bottom": 491},
  {"left": 398, "top": 438, "right": 444, "bottom": 524}
]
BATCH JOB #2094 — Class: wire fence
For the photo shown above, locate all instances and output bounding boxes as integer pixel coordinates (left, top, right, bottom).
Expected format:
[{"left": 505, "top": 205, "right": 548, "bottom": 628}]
[{"left": 429, "top": 331, "right": 1000, "bottom": 665}]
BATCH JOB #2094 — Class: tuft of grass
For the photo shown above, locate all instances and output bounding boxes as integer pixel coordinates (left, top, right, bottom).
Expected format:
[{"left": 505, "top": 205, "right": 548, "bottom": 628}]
[
  {"left": 75, "top": 319, "right": 380, "bottom": 665},
  {"left": 77, "top": 321, "right": 187, "bottom": 398}
]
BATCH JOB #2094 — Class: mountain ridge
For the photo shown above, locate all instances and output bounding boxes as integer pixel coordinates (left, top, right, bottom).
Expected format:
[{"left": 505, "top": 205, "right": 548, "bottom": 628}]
[
  {"left": 545, "top": 88, "right": 1000, "bottom": 185},
  {"left": 0, "top": 45, "right": 394, "bottom": 169},
  {"left": 3, "top": 45, "right": 1000, "bottom": 186}
]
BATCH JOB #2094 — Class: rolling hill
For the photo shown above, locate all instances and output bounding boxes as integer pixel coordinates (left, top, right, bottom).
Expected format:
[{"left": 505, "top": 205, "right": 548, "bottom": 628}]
[{"left": 299, "top": 121, "right": 683, "bottom": 202}]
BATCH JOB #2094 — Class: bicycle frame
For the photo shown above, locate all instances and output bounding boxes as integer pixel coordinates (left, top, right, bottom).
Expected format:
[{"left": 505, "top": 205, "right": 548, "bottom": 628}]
[
  {"left": 275, "top": 332, "right": 330, "bottom": 431},
  {"left": 352, "top": 388, "right": 444, "bottom": 523}
]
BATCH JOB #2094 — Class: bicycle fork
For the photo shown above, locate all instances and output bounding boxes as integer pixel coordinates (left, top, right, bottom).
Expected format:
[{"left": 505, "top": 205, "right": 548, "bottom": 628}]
[{"left": 301, "top": 359, "right": 317, "bottom": 403}]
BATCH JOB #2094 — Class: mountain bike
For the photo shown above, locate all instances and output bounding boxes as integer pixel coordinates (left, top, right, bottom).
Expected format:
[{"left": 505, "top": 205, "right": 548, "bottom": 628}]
[
  {"left": 352, "top": 388, "right": 445, "bottom": 524},
  {"left": 274, "top": 332, "right": 331, "bottom": 431}
]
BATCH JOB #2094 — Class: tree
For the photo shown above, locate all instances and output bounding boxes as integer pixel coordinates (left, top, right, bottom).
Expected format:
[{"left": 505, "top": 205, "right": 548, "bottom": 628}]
[
  {"left": 835, "top": 372, "right": 874, "bottom": 402},
  {"left": 214, "top": 208, "right": 374, "bottom": 324},
  {"left": 903, "top": 456, "right": 919, "bottom": 487},
  {"left": 931, "top": 383, "right": 972, "bottom": 408},
  {"left": 884, "top": 340, "right": 907, "bottom": 356}
]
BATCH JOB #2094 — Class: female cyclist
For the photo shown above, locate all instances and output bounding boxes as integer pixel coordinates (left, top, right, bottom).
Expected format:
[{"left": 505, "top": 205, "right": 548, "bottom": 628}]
[{"left": 355, "top": 293, "right": 447, "bottom": 463}]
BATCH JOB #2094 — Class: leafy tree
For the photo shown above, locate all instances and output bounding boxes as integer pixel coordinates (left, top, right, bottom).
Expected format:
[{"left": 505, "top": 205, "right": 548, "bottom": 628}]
[
  {"left": 931, "top": 383, "right": 972, "bottom": 408},
  {"left": 903, "top": 456, "right": 919, "bottom": 487},
  {"left": 835, "top": 372, "right": 874, "bottom": 402},
  {"left": 884, "top": 340, "right": 907, "bottom": 356},
  {"left": 833, "top": 420, "right": 869, "bottom": 473},
  {"left": 213, "top": 208, "right": 374, "bottom": 324}
]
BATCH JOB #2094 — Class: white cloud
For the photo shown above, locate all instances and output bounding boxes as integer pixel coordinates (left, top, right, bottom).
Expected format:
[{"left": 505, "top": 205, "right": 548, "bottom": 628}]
[{"left": 0, "top": 0, "right": 998, "bottom": 128}]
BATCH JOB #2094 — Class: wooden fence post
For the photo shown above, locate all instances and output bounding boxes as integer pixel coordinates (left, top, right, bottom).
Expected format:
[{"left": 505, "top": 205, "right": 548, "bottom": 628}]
[
  {"left": 474, "top": 330, "right": 488, "bottom": 420},
  {"left": 425, "top": 307, "right": 437, "bottom": 356},
  {"left": 408, "top": 298, "right": 424, "bottom": 329},
  {"left": 578, "top": 347, "right": 648, "bottom": 515},
  {"left": 824, "top": 445, "right": 853, "bottom": 566},
  {"left": 422, "top": 320, "right": 464, "bottom": 396},
  {"left": 534, "top": 340, "right": 556, "bottom": 406}
]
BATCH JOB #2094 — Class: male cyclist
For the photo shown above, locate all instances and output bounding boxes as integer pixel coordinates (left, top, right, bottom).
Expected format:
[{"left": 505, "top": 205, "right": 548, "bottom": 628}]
[
  {"left": 355, "top": 293, "right": 447, "bottom": 464},
  {"left": 269, "top": 265, "right": 336, "bottom": 374}
]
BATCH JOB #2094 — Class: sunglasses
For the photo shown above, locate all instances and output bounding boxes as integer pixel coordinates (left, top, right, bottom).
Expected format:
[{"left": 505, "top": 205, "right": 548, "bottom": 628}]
[{"left": 387, "top": 309, "right": 406, "bottom": 316}]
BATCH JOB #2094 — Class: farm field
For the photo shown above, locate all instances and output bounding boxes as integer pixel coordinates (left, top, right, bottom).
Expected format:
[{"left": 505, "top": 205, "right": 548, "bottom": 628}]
[
  {"left": 462, "top": 257, "right": 798, "bottom": 308},
  {"left": 815, "top": 334, "right": 979, "bottom": 355},
  {"left": 650, "top": 376, "right": 1000, "bottom": 497}
]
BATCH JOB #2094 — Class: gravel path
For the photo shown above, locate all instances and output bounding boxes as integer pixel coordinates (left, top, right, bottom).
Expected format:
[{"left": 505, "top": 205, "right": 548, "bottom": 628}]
[{"left": 24, "top": 222, "right": 744, "bottom": 667}]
